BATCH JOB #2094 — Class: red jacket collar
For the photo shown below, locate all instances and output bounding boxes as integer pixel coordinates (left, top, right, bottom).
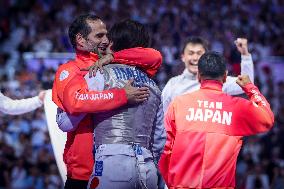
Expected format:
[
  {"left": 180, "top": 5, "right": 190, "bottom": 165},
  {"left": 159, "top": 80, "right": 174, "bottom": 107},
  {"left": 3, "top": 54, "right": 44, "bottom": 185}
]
[
  {"left": 200, "top": 80, "right": 223, "bottom": 91},
  {"left": 75, "top": 50, "right": 99, "bottom": 69}
]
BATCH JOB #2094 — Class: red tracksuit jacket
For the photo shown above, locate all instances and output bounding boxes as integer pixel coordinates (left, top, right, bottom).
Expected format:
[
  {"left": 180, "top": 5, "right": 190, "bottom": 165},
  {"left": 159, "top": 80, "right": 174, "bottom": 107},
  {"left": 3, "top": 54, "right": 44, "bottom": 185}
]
[
  {"left": 52, "top": 47, "right": 162, "bottom": 180},
  {"left": 159, "top": 80, "right": 274, "bottom": 189}
]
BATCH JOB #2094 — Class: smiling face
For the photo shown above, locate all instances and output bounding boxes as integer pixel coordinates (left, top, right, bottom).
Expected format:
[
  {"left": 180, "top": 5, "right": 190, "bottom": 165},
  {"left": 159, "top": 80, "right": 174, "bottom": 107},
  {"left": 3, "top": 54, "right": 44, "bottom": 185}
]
[
  {"left": 77, "top": 19, "right": 109, "bottom": 54},
  {"left": 181, "top": 43, "right": 206, "bottom": 75}
]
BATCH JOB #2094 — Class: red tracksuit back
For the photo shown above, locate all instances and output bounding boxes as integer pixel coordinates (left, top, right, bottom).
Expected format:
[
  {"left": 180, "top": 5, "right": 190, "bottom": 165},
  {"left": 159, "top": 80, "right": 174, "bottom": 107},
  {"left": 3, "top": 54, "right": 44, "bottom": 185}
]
[{"left": 159, "top": 80, "right": 274, "bottom": 189}]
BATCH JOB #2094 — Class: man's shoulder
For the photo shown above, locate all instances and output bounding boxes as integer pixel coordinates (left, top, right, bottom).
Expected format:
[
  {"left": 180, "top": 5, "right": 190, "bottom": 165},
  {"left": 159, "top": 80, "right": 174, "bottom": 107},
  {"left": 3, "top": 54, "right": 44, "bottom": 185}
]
[
  {"left": 56, "top": 60, "right": 77, "bottom": 72},
  {"left": 53, "top": 60, "right": 80, "bottom": 87},
  {"left": 163, "top": 74, "right": 183, "bottom": 92},
  {"left": 55, "top": 60, "right": 79, "bottom": 79},
  {"left": 104, "top": 63, "right": 160, "bottom": 90},
  {"left": 118, "top": 47, "right": 161, "bottom": 54},
  {"left": 169, "top": 74, "right": 184, "bottom": 83}
]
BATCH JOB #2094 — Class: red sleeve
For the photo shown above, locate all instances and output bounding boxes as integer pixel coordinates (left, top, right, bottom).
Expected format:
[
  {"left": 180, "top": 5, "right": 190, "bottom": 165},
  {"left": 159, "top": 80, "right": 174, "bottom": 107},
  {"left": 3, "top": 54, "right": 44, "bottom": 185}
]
[
  {"left": 158, "top": 101, "right": 176, "bottom": 186},
  {"left": 113, "top": 47, "right": 162, "bottom": 77},
  {"left": 52, "top": 63, "right": 127, "bottom": 114},
  {"left": 230, "top": 83, "right": 274, "bottom": 136}
]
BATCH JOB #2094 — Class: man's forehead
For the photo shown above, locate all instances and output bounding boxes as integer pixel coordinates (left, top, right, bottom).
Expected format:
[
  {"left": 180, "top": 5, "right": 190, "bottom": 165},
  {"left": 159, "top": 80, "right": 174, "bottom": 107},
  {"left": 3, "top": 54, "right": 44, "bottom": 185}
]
[
  {"left": 87, "top": 19, "right": 104, "bottom": 24},
  {"left": 87, "top": 19, "right": 107, "bottom": 30},
  {"left": 185, "top": 43, "right": 205, "bottom": 51}
]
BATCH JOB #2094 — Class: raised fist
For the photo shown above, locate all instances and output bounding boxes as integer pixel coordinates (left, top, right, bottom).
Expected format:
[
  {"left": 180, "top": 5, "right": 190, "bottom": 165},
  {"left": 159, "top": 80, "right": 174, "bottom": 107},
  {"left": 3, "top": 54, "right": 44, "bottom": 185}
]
[
  {"left": 236, "top": 75, "right": 252, "bottom": 87},
  {"left": 234, "top": 38, "right": 250, "bottom": 56}
]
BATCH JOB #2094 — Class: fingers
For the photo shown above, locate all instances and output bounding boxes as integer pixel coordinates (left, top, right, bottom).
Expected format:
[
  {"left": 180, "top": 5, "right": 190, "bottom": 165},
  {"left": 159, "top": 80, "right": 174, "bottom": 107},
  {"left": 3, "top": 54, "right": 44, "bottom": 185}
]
[
  {"left": 238, "top": 74, "right": 249, "bottom": 80},
  {"left": 125, "top": 78, "right": 134, "bottom": 86},
  {"left": 93, "top": 66, "right": 99, "bottom": 77},
  {"left": 234, "top": 40, "right": 243, "bottom": 49},
  {"left": 106, "top": 43, "right": 113, "bottom": 54},
  {"left": 134, "top": 88, "right": 150, "bottom": 96},
  {"left": 89, "top": 65, "right": 99, "bottom": 78},
  {"left": 82, "top": 56, "right": 110, "bottom": 77},
  {"left": 236, "top": 75, "right": 251, "bottom": 87},
  {"left": 235, "top": 38, "right": 249, "bottom": 55},
  {"left": 137, "top": 86, "right": 149, "bottom": 91},
  {"left": 133, "top": 97, "right": 148, "bottom": 103},
  {"left": 136, "top": 93, "right": 149, "bottom": 99},
  {"left": 90, "top": 62, "right": 105, "bottom": 77},
  {"left": 131, "top": 92, "right": 150, "bottom": 103},
  {"left": 38, "top": 90, "right": 46, "bottom": 102},
  {"left": 89, "top": 65, "right": 97, "bottom": 78},
  {"left": 123, "top": 80, "right": 151, "bottom": 104},
  {"left": 125, "top": 85, "right": 150, "bottom": 104},
  {"left": 80, "top": 65, "right": 98, "bottom": 78},
  {"left": 236, "top": 38, "right": 247, "bottom": 44},
  {"left": 98, "top": 61, "right": 104, "bottom": 74},
  {"left": 236, "top": 78, "right": 241, "bottom": 86},
  {"left": 235, "top": 74, "right": 241, "bottom": 83},
  {"left": 80, "top": 60, "right": 103, "bottom": 78},
  {"left": 234, "top": 40, "right": 239, "bottom": 46},
  {"left": 89, "top": 67, "right": 93, "bottom": 78},
  {"left": 235, "top": 38, "right": 247, "bottom": 47}
]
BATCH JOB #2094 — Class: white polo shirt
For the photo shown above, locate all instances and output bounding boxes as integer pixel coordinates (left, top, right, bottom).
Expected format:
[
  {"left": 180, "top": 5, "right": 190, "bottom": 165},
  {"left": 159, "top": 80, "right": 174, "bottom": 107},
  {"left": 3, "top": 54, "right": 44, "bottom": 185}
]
[{"left": 162, "top": 55, "right": 254, "bottom": 113}]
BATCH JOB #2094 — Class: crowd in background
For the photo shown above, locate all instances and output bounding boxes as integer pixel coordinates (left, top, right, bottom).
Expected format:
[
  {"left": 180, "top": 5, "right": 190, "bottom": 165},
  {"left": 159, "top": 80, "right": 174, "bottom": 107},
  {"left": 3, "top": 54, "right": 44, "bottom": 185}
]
[{"left": 0, "top": 0, "right": 283, "bottom": 188}]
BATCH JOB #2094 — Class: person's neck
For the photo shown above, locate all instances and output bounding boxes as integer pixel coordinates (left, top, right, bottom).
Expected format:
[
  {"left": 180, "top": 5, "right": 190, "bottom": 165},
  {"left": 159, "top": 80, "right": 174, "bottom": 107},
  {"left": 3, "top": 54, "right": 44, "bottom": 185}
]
[
  {"left": 75, "top": 49, "right": 90, "bottom": 55},
  {"left": 200, "top": 79, "right": 223, "bottom": 90},
  {"left": 184, "top": 69, "right": 198, "bottom": 79},
  {"left": 200, "top": 78, "right": 223, "bottom": 83}
]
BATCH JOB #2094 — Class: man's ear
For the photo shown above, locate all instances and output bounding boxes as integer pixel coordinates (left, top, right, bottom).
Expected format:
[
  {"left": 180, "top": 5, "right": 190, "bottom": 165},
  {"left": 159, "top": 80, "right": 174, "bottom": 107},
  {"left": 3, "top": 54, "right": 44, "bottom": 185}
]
[
  {"left": 76, "top": 33, "right": 85, "bottom": 47},
  {"left": 223, "top": 71, "right": 228, "bottom": 83},
  {"left": 181, "top": 53, "right": 186, "bottom": 63}
]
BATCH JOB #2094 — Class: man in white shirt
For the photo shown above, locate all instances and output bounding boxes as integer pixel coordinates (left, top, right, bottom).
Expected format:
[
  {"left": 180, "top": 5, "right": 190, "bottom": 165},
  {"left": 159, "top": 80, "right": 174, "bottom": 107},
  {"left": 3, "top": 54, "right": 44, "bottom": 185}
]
[
  {"left": 162, "top": 37, "right": 254, "bottom": 113},
  {"left": 0, "top": 91, "right": 45, "bottom": 115}
]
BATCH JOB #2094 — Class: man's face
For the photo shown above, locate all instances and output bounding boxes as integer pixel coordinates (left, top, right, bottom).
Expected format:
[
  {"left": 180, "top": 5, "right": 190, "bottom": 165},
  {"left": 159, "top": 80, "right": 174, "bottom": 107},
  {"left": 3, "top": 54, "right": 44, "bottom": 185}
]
[
  {"left": 181, "top": 43, "right": 206, "bottom": 75},
  {"left": 80, "top": 19, "right": 109, "bottom": 54}
]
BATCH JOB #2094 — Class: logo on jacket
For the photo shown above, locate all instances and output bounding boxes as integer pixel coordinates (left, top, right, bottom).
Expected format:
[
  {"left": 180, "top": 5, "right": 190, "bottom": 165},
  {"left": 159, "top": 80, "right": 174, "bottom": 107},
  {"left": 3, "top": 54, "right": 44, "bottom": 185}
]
[
  {"left": 94, "top": 161, "right": 103, "bottom": 176},
  {"left": 186, "top": 100, "right": 233, "bottom": 126},
  {"left": 59, "top": 70, "right": 69, "bottom": 81}
]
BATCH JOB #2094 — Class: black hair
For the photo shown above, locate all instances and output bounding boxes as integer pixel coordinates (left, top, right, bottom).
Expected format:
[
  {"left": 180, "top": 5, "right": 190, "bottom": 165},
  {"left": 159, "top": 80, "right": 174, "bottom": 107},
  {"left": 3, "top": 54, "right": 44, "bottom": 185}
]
[
  {"left": 108, "top": 19, "right": 150, "bottom": 51},
  {"left": 198, "top": 51, "right": 227, "bottom": 79},
  {"left": 182, "top": 36, "right": 209, "bottom": 53},
  {"left": 68, "top": 14, "right": 101, "bottom": 48}
]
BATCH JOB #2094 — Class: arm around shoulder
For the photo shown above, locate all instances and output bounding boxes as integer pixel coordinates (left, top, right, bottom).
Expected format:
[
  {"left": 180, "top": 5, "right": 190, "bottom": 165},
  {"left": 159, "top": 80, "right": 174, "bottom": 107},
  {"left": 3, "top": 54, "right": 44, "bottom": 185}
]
[
  {"left": 113, "top": 47, "right": 162, "bottom": 77},
  {"left": 53, "top": 64, "right": 128, "bottom": 114}
]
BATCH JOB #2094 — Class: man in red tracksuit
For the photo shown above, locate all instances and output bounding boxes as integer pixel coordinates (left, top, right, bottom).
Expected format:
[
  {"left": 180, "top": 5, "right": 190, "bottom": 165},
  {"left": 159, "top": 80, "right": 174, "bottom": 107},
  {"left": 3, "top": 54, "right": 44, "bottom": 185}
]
[
  {"left": 52, "top": 14, "right": 162, "bottom": 188},
  {"left": 159, "top": 51, "right": 274, "bottom": 189}
]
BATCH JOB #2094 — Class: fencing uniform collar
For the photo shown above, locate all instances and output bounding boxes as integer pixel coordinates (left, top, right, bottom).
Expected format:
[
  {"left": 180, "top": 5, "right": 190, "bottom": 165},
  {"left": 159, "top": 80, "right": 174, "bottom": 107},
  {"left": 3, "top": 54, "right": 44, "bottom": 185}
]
[{"left": 182, "top": 69, "right": 197, "bottom": 80}]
